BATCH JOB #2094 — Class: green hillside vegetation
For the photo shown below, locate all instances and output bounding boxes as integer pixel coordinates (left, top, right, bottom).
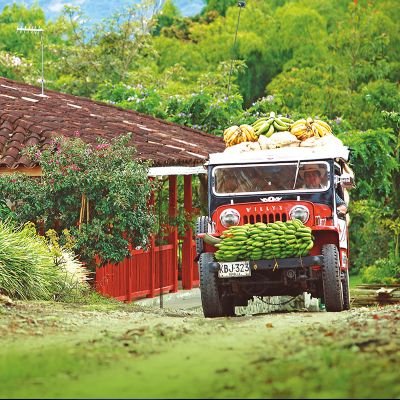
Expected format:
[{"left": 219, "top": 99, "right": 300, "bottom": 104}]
[{"left": 0, "top": 0, "right": 399, "bottom": 282}]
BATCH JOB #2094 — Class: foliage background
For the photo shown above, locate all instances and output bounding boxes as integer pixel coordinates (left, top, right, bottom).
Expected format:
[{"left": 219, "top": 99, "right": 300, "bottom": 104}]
[{"left": 0, "top": 0, "right": 399, "bottom": 280}]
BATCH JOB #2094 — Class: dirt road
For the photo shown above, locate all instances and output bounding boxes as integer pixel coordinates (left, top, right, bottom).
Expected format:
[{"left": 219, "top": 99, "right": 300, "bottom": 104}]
[{"left": 0, "top": 298, "right": 399, "bottom": 398}]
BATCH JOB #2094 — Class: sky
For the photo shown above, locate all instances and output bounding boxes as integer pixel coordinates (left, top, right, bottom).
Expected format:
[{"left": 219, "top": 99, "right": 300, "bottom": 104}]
[{"left": 0, "top": 0, "right": 205, "bottom": 22}]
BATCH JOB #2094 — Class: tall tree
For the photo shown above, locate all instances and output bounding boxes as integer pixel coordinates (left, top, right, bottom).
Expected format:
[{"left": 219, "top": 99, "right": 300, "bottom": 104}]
[
  {"left": 152, "top": 0, "right": 182, "bottom": 36},
  {"left": 203, "top": 0, "right": 237, "bottom": 17}
]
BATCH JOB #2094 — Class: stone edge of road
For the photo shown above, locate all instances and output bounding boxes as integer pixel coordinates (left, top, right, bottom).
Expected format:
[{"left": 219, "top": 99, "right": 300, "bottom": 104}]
[
  {"left": 134, "top": 288, "right": 321, "bottom": 314},
  {"left": 134, "top": 288, "right": 201, "bottom": 308}
]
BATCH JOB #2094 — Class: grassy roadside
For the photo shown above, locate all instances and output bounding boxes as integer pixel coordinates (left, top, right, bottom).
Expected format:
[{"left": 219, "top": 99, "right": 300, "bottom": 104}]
[
  {"left": 0, "top": 301, "right": 399, "bottom": 398},
  {"left": 349, "top": 273, "right": 363, "bottom": 288}
]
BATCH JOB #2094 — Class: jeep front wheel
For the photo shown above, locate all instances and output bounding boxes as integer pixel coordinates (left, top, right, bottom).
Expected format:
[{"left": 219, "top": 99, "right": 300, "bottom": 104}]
[
  {"left": 321, "top": 244, "right": 344, "bottom": 312},
  {"left": 196, "top": 216, "right": 211, "bottom": 256},
  {"left": 198, "top": 252, "right": 234, "bottom": 318}
]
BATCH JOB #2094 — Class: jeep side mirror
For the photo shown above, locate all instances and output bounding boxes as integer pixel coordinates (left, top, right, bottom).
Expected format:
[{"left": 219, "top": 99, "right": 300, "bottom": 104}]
[{"left": 334, "top": 174, "right": 355, "bottom": 189}]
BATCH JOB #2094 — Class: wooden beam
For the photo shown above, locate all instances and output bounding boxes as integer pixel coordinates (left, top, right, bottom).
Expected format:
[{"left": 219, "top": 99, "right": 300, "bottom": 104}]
[
  {"left": 352, "top": 284, "right": 400, "bottom": 306},
  {"left": 168, "top": 175, "right": 178, "bottom": 293},
  {"left": 0, "top": 166, "right": 42, "bottom": 176},
  {"left": 182, "top": 175, "right": 194, "bottom": 289}
]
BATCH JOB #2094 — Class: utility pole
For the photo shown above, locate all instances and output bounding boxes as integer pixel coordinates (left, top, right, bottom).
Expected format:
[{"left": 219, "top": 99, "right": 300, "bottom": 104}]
[
  {"left": 17, "top": 26, "right": 45, "bottom": 96},
  {"left": 227, "top": 1, "right": 246, "bottom": 97}
]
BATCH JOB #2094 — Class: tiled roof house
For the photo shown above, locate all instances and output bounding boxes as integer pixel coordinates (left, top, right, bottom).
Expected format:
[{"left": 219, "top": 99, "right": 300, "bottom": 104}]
[
  {"left": 0, "top": 77, "right": 225, "bottom": 175},
  {"left": 0, "top": 76, "right": 224, "bottom": 299}
]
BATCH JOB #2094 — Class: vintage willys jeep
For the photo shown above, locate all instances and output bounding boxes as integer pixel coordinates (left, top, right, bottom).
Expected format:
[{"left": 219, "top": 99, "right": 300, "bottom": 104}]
[{"left": 196, "top": 145, "right": 355, "bottom": 317}]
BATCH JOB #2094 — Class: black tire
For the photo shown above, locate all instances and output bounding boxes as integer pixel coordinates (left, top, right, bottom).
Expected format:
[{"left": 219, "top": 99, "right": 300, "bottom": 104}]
[
  {"left": 221, "top": 295, "right": 235, "bottom": 317},
  {"left": 321, "top": 244, "right": 343, "bottom": 312},
  {"left": 199, "top": 252, "right": 234, "bottom": 318},
  {"left": 342, "top": 268, "right": 351, "bottom": 310},
  {"left": 195, "top": 216, "right": 210, "bottom": 256}
]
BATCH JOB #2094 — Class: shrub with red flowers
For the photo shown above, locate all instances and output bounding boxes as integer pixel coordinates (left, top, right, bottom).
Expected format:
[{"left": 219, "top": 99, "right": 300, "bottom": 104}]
[{"left": 0, "top": 133, "right": 155, "bottom": 270}]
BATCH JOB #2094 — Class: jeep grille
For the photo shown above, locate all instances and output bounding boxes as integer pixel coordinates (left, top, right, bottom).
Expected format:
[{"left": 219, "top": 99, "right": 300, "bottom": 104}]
[{"left": 243, "top": 212, "right": 288, "bottom": 224}]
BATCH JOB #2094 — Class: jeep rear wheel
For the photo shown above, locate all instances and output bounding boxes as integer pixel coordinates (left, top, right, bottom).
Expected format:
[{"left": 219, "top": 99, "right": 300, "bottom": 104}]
[
  {"left": 342, "top": 268, "right": 351, "bottom": 310},
  {"left": 196, "top": 216, "right": 211, "bottom": 256},
  {"left": 322, "top": 244, "right": 343, "bottom": 312},
  {"left": 199, "top": 252, "right": 234, "bottom": 318}
]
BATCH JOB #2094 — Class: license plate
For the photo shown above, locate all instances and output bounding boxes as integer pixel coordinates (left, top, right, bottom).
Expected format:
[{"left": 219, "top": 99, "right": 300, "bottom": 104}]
[{"left": 218, "top": 261, "right": 251, "bottom": 278}]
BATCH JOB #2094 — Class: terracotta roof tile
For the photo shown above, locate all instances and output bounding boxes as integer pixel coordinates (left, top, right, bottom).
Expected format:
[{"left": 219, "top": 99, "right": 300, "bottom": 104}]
[
  {"left": 11, "top": 132, "right": 26, "bottom": 143},
  {"left": 5, "top": 147, "right": 20, "bottom": 158},
  {"left": 0, "top": 128, "right": 10, "bottom": 137},
  {"left": 17, "top": 119, "right": 35, "bottom": 130},
  {"left": 0, "top": 120, "right": 13, "bottom": 131},
  {"left": 0, "top": 77, "right": 225, "bottom": 170},
  {"left": 0, "top": 155, "right": 16, "bottom": 167},
  {"left": 24, "top": 137, "right": 40, "bottom": 147},
  {"left": 7, "top": 140, "right": 23, "bottom": 150},
  {"left": 18, "top": 155, "right": 32, "bottom": 167}
]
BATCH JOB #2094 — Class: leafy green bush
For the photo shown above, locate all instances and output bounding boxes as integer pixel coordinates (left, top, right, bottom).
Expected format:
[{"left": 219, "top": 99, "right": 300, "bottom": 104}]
[
  {"left": 166, "top": 91, "right": 243, "bottom": 133},
  {"left": 0, "top": 221, "right": 63, "bottom": 300},
  {"left": 0, "top": 221, "right": 95, "bottom": 301},
  {"left": 94, "top": 83, "right": 167, "bottom": 119},
  {"left": 348, "top": 200, "right": 394, "bottom": 274},
  {"left": 0, "top": 199, "right": 13, "bottom": 220},
  {"left": 360, "top": 257, "right": 400, "bottom": 285},
  {"left": 44, "top": 229, "right": 91, "bottom": 302},
  {"left": 0, "top": 134, "right": 155, "bottom": 270},
  {"left": 337, "top": 128, "right": 397, "bottom": 202},
  {"left": 52, "top": 248, "right": 93, "bottom": 302}
]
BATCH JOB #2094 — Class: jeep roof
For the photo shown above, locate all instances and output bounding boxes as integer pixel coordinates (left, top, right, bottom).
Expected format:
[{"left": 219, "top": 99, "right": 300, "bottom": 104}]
[{"left": 207, "top": 145, "right": 350, "bottom": 166}]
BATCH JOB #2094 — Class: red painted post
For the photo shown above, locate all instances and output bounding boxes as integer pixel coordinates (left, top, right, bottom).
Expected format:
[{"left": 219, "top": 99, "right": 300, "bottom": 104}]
[
  {"left": 149, "top": 235, "right": 156, "bottom": 298},
  {"left": 182, "top": 175, "right": 194, "bottom": 289},
  {"left": 148, "top": 184, "right": 156, "bottom": 298},
  {"left": 126, "top": 255, "right": 132, "bottom": 302},
  {"left": 168, "top": 175, "right": 179, "bottom": 293}
]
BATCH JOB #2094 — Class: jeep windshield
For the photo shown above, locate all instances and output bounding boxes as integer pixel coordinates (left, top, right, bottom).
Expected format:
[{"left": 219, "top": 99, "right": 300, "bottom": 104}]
[{"left": 213, "top": 161, "right": 330, "bottom": 195}]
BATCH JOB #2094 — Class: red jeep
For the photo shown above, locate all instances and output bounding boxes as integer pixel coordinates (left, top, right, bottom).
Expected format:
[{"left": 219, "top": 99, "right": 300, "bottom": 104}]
[{"left": 196, "top": 146, "right": 354, "bottom": 317}]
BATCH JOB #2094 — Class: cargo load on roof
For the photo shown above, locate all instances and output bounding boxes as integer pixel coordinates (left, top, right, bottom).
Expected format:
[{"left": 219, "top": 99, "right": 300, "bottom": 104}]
[{"left": 221, "top": 112, "right": 347, "bottom": 154}]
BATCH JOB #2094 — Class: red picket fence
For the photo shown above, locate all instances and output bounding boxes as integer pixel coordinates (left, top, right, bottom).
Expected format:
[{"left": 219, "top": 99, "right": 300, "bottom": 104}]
[{"left": 95, "top": 239, "right": 199, "bottom": 302}]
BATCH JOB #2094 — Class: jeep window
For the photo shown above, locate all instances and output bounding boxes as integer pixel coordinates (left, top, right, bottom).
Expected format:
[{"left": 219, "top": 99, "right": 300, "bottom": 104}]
[{"left": 213, "top": 162, "right": 330, "bottom": 195}]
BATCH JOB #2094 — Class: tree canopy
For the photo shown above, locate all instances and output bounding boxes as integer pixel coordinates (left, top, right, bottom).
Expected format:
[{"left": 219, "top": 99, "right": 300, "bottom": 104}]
[{"left": 1, "top": 0, "right": 399, "bottom": 278}]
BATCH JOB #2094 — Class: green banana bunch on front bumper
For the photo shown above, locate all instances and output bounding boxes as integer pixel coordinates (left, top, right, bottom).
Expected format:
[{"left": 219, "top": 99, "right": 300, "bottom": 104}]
[{"left": 214, "top": 219, "right": 313, "bottom": 262}]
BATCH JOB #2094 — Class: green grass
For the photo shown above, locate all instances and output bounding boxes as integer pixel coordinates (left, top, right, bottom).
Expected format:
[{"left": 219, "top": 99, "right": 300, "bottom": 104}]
[
  {"left": 349, "top": 273, "right": 362, "bottom": 288},
  {"left": 1, "top": 320, "right": 399, "bottom": 399}
]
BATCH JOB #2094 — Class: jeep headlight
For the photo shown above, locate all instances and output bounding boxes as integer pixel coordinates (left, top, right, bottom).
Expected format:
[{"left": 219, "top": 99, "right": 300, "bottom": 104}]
[
  {"left": 289, "top": 205, "right": 310, "bottom": 223},
  {"left": 220, "top": 208, "right": 241, "bottom": 228}
]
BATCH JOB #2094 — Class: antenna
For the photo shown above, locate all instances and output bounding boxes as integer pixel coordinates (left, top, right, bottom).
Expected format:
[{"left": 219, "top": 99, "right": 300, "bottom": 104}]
[
  {"left": 227, "top": 1, "right": 246, "bottom": 98},
  {"left": 17, "top": 26, "right": 45, "bottom": 96}
]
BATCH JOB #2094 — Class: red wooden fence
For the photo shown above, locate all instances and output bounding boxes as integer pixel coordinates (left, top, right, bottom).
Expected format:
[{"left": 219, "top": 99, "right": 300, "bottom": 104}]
[
  {"left": 95, "top": 174, "right": 200, "bottom": 302},
  {"left": 95, "top": 239, "right": 199, "bottom": 301}
]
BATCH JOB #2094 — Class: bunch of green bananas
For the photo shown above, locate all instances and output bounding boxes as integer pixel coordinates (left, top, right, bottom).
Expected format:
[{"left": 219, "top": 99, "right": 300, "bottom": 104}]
[
  {"left": 214, "top": 226, "right": 249, "bottom": 262},
  {"left": 251, "top": 112, "right": 294, "bottom": 138},
  {"left": 290, "top": 117, "right": 332, "bottom": 141},
  {"left": 223, "top": 124, "right": 258, "bottom": 147},
  {"left": 214, "top": 219, "right": 314, "bottom": 262}
]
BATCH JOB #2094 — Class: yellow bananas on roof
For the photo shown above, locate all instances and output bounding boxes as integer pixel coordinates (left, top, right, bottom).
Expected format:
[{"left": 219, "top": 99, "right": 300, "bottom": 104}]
[
  {"left": 290, "top": 117, "right": 333, "bottom": 141},
  {"left": 224, "top": 117, "right": 333, "bottom": 147},
  {"left": 223, "top": 124, "right": 258, "bottom": 147},
  {"left": 240, "top": 124, "right": 258, "bottom": 142}
]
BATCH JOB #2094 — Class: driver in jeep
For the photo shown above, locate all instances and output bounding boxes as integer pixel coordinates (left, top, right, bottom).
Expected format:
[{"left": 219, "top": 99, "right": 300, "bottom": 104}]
[{"left": 300, "top": 164, "right": 348, "bottom": 215}]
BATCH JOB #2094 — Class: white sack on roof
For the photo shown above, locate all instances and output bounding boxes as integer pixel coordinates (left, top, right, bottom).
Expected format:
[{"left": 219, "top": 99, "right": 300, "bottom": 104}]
[
  {"left": 269, "top": 131, "right": 300, "bottom": 148},
  {"left": 223, "top": 141, "right": 259, "bottom": 154},
  {"left": 257, "top": 135, "right": 274, "bottom": 150},
  {"left": 300, "top": 134, "right": 344, "bottom": 148}
]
